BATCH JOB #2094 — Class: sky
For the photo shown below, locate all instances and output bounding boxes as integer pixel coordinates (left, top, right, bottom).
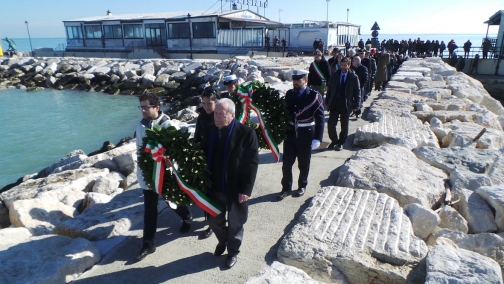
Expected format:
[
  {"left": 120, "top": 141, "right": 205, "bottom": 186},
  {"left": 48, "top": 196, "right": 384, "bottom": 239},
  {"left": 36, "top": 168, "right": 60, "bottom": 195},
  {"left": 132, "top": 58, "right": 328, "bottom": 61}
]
[{"left": 0, "top": 0, "right": 501, "bottom": 38}]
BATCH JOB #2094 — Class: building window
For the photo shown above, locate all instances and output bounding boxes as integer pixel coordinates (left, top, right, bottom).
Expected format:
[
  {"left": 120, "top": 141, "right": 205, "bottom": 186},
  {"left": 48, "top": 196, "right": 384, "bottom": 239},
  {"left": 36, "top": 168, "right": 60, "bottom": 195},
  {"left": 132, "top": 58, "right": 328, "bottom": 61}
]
[
  {"left": 104, "top": 25, "right": 122, "bottom": 39},
  {"left": 168, "top": 23, "right": 190, "bottom": 38},
  {"left": 66, "top": 26, "right": 83, "bottom": 39},
  {"left": 124, "top": 24, "right": 143, "bottom": 39},
  {"left": 192, "top": 22, "right": 215, "bottom": 38},
  {"left": 84, "top": 25, "right": 102, "bottom": 39}
]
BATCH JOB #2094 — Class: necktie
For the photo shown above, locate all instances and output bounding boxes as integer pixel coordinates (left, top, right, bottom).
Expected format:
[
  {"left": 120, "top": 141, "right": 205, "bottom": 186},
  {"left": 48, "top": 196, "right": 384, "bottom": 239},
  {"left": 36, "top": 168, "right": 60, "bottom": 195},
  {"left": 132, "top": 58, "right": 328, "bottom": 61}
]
[{"left": 341, "top": 74, "right": 346, "bottom": 85}]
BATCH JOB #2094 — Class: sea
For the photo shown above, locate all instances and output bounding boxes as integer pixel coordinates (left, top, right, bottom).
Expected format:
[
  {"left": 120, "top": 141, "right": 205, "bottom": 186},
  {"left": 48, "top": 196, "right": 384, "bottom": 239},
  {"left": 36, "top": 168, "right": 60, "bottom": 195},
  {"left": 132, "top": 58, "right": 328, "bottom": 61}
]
[{"left": 0, "top": 88, "right": 140, "bottom": 188}]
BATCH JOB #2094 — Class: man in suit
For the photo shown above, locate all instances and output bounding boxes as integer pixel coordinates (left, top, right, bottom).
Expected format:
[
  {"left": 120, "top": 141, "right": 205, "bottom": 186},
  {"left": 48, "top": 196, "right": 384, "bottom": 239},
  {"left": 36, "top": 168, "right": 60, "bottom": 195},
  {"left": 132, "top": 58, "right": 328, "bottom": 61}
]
[
  {"left": 201, "top": 98, "right": 259, "bottom": 269},
  {"left": 278, "top": 70, "right": 325, "bottom": 201},
  {"left": 325, "top": 58, "right": 360, "bottom": 151}
]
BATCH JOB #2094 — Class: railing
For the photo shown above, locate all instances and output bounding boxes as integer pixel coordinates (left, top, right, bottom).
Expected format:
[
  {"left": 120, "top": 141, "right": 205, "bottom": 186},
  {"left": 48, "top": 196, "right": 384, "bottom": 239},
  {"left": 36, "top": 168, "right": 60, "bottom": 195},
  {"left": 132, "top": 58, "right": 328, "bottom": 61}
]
[
  {"left": 229, "top": 41, "right": 262, "bottom": 58},
  {"left": 120, "top": 40, "right": 146, "bottom": 59},
  {"left": 54, "top": 43, "right": 66, "bottom": 51}
]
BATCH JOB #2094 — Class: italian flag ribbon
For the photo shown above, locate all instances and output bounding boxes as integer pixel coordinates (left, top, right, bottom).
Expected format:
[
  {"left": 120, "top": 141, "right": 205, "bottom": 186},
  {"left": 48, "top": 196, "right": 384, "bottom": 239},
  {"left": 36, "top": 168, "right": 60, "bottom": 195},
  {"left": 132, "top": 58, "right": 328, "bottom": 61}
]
[
  {"left": 236, "top": 84, "right": 280, "bottom": 162},
  {"left": 145, "top": 140, "right": 223, "bottom": 217},
  {"left": 311, "top": 61, "right": 326, "bottom": 91}
]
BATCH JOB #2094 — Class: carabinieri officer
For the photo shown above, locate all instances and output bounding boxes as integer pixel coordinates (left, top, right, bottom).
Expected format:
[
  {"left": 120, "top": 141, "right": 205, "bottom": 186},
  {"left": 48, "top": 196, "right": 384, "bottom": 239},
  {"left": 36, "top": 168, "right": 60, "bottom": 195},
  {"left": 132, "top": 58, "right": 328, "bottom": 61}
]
[{"left": 278, "top": 70, "right": 325, "bottom": 200}]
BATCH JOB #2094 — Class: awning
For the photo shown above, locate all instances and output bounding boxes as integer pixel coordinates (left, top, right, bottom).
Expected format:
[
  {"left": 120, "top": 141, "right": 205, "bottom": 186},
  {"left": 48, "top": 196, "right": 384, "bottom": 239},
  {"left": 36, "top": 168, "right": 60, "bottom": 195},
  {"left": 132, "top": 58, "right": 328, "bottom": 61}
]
[{"left": 484, "top": 10, "right": 504, "bottom": 25}]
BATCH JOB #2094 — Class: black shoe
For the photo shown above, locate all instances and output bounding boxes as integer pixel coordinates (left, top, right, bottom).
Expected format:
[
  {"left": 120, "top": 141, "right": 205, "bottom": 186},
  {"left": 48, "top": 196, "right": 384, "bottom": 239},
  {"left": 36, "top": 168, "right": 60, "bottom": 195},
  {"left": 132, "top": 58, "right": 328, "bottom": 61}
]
[
  {"left": 292, "top": 188, "right": 306, "bottom": 197},
  {"left": 327, "top": 142, "right": 336, "bottom": 149},
  {"left": 355, "top": 114, "right": 360, "bottom": 119},
  {"left": 214, "top": 243, "right": 226, "bottom": 256},
  {"left": 349, "top": 112, "right": 355, "bottom": 117},
  {"left": 277, "top": 191, "right": 290, "bottom": 201},
  {"left": 179, "top": 219, "right": 192, "bottom": 234},
  {"left": 335, "top": 144, "right": 343, "bottom": 151},
  {"left": 199, "top": 227, "right": 213, "bottom": 239},
  {"left": 135, "top": 247, "right": 156, "bottom": 261},
  {"left": 226, "top": 255, "right": 237, "bottom": 268}
]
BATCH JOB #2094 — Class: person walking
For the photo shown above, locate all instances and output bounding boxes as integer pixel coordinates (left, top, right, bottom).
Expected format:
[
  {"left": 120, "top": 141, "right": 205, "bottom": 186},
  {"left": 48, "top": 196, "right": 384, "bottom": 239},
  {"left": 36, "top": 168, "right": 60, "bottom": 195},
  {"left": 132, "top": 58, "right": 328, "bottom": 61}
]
[
  {"left": 308, "top": 49, "right": 331, "bottom": 95},
  {"left": 135, "top": 93, "right": 193, "bottom": 261},
  {"left": 201, "top": 98, "right": 259, "bottom": 269},
  {"left": 325, "top": 58, "right": 360, "bottom": 151},
  {"left": 281, "top": 37, "right": 287, "bottom": 53},
  {"left": 439, "top": 41, "right": 446, "bottom": 58},
  {"left": 350, "top": 56, "right": 368, "bottom": 119},
  {"left": 374, "top": 47, "right": 390, "bottom": 91},
  {"left": 277, "top": 70, "right": 325, "bottom": 201},
  {"left": 273, "top": 36, "right": 280, "bottom": 52}
]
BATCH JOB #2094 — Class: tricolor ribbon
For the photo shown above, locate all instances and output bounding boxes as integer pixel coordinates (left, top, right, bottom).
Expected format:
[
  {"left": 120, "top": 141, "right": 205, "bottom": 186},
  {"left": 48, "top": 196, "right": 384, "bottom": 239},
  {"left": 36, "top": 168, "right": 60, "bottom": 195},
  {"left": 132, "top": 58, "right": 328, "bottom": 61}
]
[
  {"left": 145, "top": 140, "right": 223, "bottom": 217},
  {"left": 236, "top": 84, "right": 280, "bottom": 162},
  {"left": 311, "top": 61, "right": 326, "bottom": 91}
]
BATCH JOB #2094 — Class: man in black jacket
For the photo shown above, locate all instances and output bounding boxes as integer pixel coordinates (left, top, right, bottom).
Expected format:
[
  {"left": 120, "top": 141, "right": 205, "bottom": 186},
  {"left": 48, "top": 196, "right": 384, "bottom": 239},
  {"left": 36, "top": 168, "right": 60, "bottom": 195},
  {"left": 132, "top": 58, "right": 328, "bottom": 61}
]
[
  {"left": 325, "top": 58, "right": 360, "bottom": 151},
  {"left": 278, "top": 70, "right": 325, "bottom": 201},
  {"left": 201, "top": 98, "right": 259, "bottom": 269},
  {"left": 350, "top": 56, "right": 368, "bottom": 118},
  {"left": 308, "top": 49, "right": 331, "bottom": 96}
]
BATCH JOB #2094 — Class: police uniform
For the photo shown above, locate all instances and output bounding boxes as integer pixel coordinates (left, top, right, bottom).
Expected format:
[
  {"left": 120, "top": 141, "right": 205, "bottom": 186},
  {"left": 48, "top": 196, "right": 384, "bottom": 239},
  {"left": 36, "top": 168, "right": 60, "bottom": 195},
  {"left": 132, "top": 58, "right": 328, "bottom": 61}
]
[{"left": 278, "top": 70, "right": 325, "bottom": 200}]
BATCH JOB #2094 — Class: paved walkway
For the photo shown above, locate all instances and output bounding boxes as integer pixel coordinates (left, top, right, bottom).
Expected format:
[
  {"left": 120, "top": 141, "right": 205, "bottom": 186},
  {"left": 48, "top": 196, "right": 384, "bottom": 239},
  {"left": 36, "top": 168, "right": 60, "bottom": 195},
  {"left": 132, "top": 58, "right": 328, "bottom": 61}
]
[{"left": 73, "top": 90, "right": 380, "bottom": 284}]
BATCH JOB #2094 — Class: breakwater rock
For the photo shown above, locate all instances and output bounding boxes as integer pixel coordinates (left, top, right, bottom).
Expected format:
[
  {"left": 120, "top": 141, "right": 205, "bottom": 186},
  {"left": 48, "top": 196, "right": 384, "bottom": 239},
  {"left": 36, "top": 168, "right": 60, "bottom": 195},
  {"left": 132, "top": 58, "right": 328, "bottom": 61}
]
[{"left": 276, "top": 57, "right": 504, "bottom": 283}]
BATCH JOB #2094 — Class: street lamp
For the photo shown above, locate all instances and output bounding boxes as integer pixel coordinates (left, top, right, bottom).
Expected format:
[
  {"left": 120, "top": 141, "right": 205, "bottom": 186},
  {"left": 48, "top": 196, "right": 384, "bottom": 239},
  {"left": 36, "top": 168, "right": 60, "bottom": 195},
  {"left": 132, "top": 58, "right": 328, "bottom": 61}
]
[
  {"left": 279, "top": 9, "right": 283, "bottom": 22},
  {"left": 326, "top": 0, "right": 330, "bottom": 28},
  {"left": 25, "top": 20, "right": 34, "bottom": 57},
  {"left": 346, "top": 9, "right": 349, "bottom": 23}
]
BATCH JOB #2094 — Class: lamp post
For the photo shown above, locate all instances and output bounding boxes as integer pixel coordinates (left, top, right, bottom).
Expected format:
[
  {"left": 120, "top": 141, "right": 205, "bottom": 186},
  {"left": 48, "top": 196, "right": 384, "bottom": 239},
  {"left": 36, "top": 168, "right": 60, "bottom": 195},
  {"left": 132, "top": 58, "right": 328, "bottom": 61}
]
[
  {"left": 326, "top": 0, "right": 330, "bottom": 28},
  {"left": 279, "top": 9, "right": 283, "bottom": 22},
  {"left": 346, "top": 9, "right": 349, "bottom": 23},
  {"left": 25, "top": 20, "right": 34, "bottom": 57}
]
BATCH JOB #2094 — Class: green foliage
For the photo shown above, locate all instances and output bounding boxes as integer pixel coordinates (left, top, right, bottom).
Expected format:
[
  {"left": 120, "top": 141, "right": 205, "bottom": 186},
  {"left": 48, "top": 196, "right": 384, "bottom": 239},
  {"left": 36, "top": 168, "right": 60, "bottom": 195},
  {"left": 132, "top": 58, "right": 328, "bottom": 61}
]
[
  {"left": 137, "top": 126, "right": 210, "bottom": 206},
  {"left": 232, "top": 81, "right": 290, "bottom": 149}
]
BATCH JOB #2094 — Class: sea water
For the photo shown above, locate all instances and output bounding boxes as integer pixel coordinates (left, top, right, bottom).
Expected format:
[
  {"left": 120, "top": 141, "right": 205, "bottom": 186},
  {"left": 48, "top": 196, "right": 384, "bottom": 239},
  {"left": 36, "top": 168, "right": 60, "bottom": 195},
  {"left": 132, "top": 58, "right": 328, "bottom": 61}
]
[{"left": 0, "top": 88, "right": 140, "bottom": 188}]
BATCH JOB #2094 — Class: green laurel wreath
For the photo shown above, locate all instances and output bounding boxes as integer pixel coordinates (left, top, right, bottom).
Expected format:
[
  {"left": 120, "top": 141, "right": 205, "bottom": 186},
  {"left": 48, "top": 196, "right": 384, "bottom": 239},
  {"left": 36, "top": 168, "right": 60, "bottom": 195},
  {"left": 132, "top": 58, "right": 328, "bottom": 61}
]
[
  {"left": 231, "top": 81, "right": 290, "bottom": 149},
  {"left": 137, "top": 126, "right": 210, "bottom": 206}
]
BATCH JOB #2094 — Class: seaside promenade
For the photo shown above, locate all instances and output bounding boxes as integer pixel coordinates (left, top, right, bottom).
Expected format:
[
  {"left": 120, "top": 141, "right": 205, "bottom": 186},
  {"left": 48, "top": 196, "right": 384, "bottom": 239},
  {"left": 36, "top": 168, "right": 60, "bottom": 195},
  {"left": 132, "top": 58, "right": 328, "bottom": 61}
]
[{"left": 71, "top": 91, "right": 378, "bottom": 284}]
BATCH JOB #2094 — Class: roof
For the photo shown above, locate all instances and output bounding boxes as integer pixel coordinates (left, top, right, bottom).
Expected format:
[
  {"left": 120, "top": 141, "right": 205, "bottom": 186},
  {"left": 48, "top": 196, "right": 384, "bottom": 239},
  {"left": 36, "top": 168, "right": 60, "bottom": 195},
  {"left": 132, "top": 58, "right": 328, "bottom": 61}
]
[
  {"left": 64, "top": 9, "right": 270, "bottom": 22},
  {"left": 484, "top": 10, "right": 504, "bottom": 25}
]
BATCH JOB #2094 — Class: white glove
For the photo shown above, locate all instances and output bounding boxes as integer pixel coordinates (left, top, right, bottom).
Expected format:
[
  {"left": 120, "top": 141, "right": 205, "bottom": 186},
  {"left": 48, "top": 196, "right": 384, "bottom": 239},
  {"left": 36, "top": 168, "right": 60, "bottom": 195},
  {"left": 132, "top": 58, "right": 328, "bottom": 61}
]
[{"left": 311, "top": 139, "right": 321, "bottom": 150}]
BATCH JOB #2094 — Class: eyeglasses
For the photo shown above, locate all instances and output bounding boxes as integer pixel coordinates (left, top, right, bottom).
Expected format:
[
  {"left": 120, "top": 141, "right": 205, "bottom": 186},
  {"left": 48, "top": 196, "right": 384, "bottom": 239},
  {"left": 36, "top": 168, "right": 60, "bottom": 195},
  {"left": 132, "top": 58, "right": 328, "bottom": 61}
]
[{"left": 138, "top": 105, "right": 156, "bottom": 110}]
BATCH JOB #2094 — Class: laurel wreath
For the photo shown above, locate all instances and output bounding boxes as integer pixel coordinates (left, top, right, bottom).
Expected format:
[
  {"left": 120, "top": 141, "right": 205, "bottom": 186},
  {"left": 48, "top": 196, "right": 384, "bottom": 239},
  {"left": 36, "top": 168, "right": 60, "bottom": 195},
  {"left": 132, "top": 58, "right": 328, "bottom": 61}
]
[
  {"left": 137, "top": 126, "right": 210, "bottom": 206},
  {"left": 232, "top": 81, "right": 290, "bottom": 149}
]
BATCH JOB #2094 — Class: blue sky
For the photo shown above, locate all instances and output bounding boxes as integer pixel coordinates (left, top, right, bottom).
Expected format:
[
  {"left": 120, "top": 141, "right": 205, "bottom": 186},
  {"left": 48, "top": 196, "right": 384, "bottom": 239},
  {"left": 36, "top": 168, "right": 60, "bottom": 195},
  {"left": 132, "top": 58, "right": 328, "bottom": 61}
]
[{"left": 0, "top": 0, "right": 501, "bottom": 38}]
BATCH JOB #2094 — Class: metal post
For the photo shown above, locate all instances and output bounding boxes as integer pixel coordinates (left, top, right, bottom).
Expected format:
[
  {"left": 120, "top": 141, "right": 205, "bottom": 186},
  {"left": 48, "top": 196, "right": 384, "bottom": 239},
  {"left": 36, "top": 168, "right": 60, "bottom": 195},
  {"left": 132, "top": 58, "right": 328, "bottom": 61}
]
[
  {"left": 326, "top": 0, "right": 330, "bottom": 28},
  {"left": 347, "top": 9, "right": 349, "bottom": 23},
  {"left": 279, "top": 9, "right": 283, "bottom": 22},
  {"left": 25, "top": 20, "right": 34, "bottom": 57}
]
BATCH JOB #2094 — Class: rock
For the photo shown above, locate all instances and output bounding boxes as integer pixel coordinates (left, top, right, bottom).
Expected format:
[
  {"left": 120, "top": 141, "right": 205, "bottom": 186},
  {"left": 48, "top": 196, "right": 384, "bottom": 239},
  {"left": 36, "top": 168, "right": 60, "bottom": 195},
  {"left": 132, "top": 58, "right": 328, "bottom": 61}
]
[
  {"left": 414, "top": 103, "right": 433, "bottom": 112},
  {"left": 453, "top": 87, "right": 485, "bottom": 104},
  {"left": 142, "top": 74, "right": 156, "bottom": 84},
  {"left": 404, "top": 203, "right": 440, "bottom": 239},
  {"left": 412, "top": 110, "right": 503, "bottom": 130},
  {"left": 425, "top": 245, "right": 503, "bottom": 284},
  {"left": 182, "top": 62, "right": 202, "bottom": 74},
  {"left": 0, "top": 202, "right": 10, "bottom": 228},
  {"left": 33, "top": 74, "right": 45, "bottom": 82},
  {"left": 83, "top": 142, "right": 136, "bottom": 172},
  {"left": 45, "top": 76, "right": 57, "bottom": 87},
  {"left": 177, "top": 108, "right": 199, "bottom": 123},
  {"left": 171, "top": 71, "right": 187, "bottom": 82},
  {"left": 450, "top": 168, "right": 493, "bottom": 191},
  {"left": 53, "top": 188, "right": 144, "bottom": 241},
  {"left": 61, "top": 190, "right": 87, "bottom": 211},
  {"left": 278, "top": 186, "right": 427, "bottom": 284},
  {"left": 10, "top": 197, "right": 78, "bottom": 236},
  {"left": 429, "top": 117, "right": 451, "bottom": 142},
  {"left": 433, "top": 237, "right": 458, "bottom": 248},
  {"left": 438, "top": 206, "right": 469, "bottom": 233},
  {"left": 264, "top": 76, "right": 282, "bottom": 84},
  {"left": 154, "top": 73, "right": 170, "bottom": 87},
  {"left": 112, "top": 151, "right": 137, "bottom": 177},
  {"left": 36, "top": 149, "right": 88, "bottom": 179},
  {"left": 89, "top": 66, "right": 111, "bottom": 74},
  {"left": 378, "top": 90, "right": 430, "bottom": 103},
  {"left": 140, "top": 62, "right": 155, "bottom": 75},
  {"left": 0, "top": 234, "right": 101, "bottom": 283},
  {"left": 442, "top": 121, "right": 504, "bottom": 150},
  {"left": 413, "top": 146, "right": 501, "bottom": 174},
  {"left": 489, "top": 152, "right": 504, "bottom": 185},
  {"left": 416, "top": 80, "right": 448, "bottom": 89},
  {"left": 366, "top": 100, "right": 413, "bottom": 122},
  {"left": 454, "top": 187, "right": 497, "bottom": 233},
  {"left": 244, "top": 261, "right": 333, "bottom": 284},
  {"left": 413, "top": 88, "right": 451, "bottom": 101},
  {"left": 0, "top": 168, "right": 110, "bottom": 211},
  {"left": 386, "top": 81, "right": 418, "bottom": 91},
  {"left": 353, "top": 115, "right": 439, "bottom": 150},
  {"left": 85, "top": 192, "right": 113, "bottom": 208},
  {"left": 428, "top": 229, "right": 504, "bottom": 269},
  {"left": 337, "top": 144, "right": 447, "bottom": 208},
  {"left": 0, "top": 227, "right": 31, "bottom": 249},
  {"left": 91, "top": 172, "right": 125, "bottom": 196},
  {"left": 124, "top": 63, "right": 140, "bottom": 70},
  {"left": 477, "top": 185, "right": 504, "bottom": 232}
]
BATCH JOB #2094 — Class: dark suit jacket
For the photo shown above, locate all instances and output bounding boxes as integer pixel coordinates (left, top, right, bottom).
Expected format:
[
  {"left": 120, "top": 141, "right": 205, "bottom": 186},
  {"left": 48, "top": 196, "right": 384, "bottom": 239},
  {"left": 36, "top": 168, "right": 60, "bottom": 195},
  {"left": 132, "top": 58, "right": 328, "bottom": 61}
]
[
  {"left": 308, "top": 58, "right": 331, "bottom": 87},
  {"left": 202, "top": 120, "right": 259, "bottom": 202},
  {"left": 284, "top": 87, "right": 325, "bottom": 142},
  {"left": 351, "top": 64, "right": 368, "bottom": 88},
  {"left": 325, "top": 69, "right": 360, "bottom": 112}
]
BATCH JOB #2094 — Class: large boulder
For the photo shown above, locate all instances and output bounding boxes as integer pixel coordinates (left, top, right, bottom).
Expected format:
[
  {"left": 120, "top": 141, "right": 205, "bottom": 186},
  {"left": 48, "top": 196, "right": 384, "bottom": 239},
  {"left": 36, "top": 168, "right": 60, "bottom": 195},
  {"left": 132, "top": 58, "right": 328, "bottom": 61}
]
[
  {"left": 91, "top": 172, "right": 125, "bottom": 196},
  {"left": 53, "top": 188, "right": 144, "bottom": 240},
  {"left": 413, "top": 88, "right": 451, "bottom": 101},
  {"left": 404, "top": 203, "right": 440, "bottom": 239},
  {"left": 366, "top": 100, "right": 413, "bottom": 122},
  {"left": 0, "top": 227, "right": 31, "bottom": 249},
  {"left": 9, "top": 197, "right": 78, "bottom": 236},
  {"left": 353, "top": 115, "right": 439, "bottom": 150},
  {"left": 244, "top": 261, "right": 334, "bottom": 284},
  {"left": 441, "top": 121, "right": 504, "bottom": 149},
  {"left": 438, "top": 206, "right": 469, "bottom": 233},
  {"left": 0, "top": 168, "right": 110, "bottom": 210},
  {"left": 0, "top": 233, "right": 100, "bottom": 283},
  {"left": 386, "top": 81, "right": 418, "bottom": 91},
  {"left": 35, "top": 149, "right": 88, "bottom": 179},
  {"left": 425, "top": 245, "right": 503, "bottom": 284},
  {"left": 337, "top": 144, "right": 447, "bottom": 208},
  {"left": 412, "top": 110, "right": 503, "bottom": 130},
  {"left": 477, "top": 185, "right": 504, "bottom": 232},
  {"left": 452, "top": 185, "right": 497, "bottom": 234},
  {"left": 278, "top": 186, "right": 427, "bottom": 284},
  {"left": 378, "top": 90, "right": 430, "bottom": 103},
  {"left": 413, "top": 146, "right": 501, "bottom": 174}
]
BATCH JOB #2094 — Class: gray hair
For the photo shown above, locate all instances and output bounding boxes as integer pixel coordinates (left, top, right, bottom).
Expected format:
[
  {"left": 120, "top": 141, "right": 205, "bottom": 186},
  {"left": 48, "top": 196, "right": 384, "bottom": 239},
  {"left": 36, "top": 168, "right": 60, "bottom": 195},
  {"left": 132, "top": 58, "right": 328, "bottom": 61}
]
[
  {"left": 353, "top": 56, "right": 361, "bottom": 64},
  {"left": 348, "top": 49, "right": 355, "bottom": 56},
  {"left": 216, "top": 98, "right": 236, "bottom": 114}
]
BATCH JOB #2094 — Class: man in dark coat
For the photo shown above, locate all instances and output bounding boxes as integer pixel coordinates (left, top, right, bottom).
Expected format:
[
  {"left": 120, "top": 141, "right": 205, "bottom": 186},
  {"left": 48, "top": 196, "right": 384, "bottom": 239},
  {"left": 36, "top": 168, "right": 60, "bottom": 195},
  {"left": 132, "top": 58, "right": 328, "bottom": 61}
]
[
  {"left": 463, "top": 40, "right": 472, "bottom": 58},
  {"left": 482, "top": 38, "right": 491, "bottom": 59},
  {"left": 308, "top": 49, "right": 331, "bottom": 95},
  {"left": 325, "top": 57, "right": 360, "bottom": 151},
  {"left": 375, "top": 47, "right": 390, "bottom": 91},
  {"left": 201, "top": 98, "right": 259, "bottom": 269},
  {"left": 278, "top": 70, "right": 325, "bottom": 201},
  {"left": 273, "top": 36, "right": 280, "bottom": 52},
  {"left": 362, "top": 51, "right": 376, "bottom": 99},
  {"left": 350, "top": 56, "right": 368, "bottom": 118}
]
